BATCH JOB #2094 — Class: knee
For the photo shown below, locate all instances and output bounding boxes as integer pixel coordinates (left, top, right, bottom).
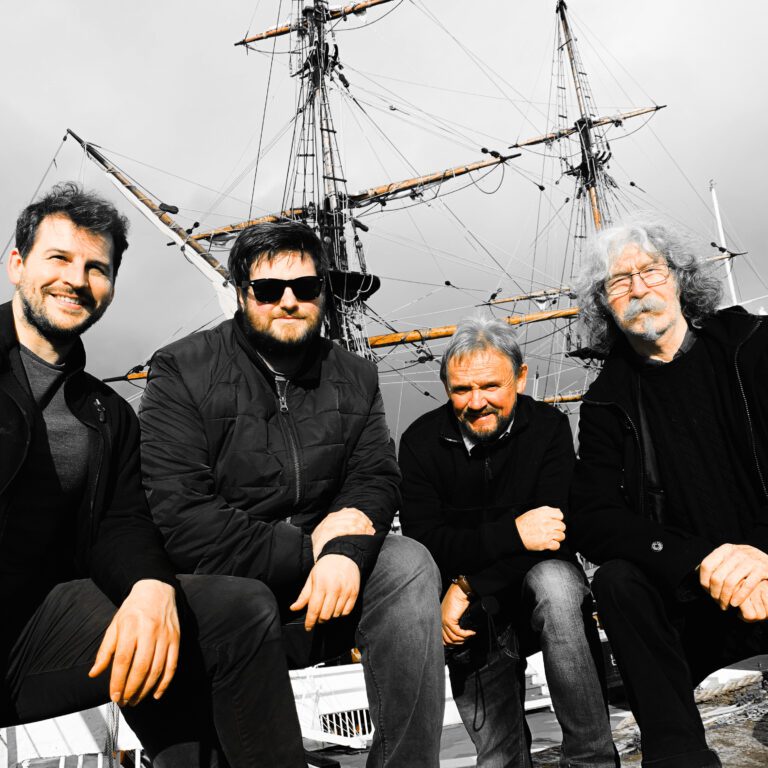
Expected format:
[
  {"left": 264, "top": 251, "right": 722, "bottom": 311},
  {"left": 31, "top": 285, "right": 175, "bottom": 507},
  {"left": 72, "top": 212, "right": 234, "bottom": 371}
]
[
  {"left": 379, "top": 535, "right": 441, "bottom": 590},
  {"left": 180, "top": 575, "right": 280, "bottom": 642},
  {"left": 524, "top": 559, "right": 589, "bottom": 611}
]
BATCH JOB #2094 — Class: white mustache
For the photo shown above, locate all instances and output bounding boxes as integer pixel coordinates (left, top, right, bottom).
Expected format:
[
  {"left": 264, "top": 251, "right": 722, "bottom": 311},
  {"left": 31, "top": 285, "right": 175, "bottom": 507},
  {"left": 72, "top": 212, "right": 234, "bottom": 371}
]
[{"left": 622, "top": 295, "right": 666, "bottom": 322}]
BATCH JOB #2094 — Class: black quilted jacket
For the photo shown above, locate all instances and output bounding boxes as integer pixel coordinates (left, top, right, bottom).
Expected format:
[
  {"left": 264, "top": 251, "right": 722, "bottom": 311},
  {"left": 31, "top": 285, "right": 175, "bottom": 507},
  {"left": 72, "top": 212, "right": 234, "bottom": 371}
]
[{"left": 139, "top": 313, "right": 400, "bottom": 592}]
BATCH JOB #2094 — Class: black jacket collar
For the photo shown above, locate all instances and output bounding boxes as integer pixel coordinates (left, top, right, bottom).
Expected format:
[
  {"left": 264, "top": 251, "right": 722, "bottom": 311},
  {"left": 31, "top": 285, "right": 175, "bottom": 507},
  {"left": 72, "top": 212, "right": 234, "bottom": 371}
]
[
  {"left": 0, "top": 300, "right": 86, "bottom": 376},
  {"left": 584, "top": 307, "right": 764, "bottom": 412}
]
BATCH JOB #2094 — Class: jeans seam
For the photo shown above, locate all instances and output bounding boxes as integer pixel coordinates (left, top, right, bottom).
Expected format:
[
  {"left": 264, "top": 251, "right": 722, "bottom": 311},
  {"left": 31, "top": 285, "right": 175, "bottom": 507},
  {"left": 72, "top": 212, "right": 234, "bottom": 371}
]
[{"left": 357, "top": 625, "right": 388, "bottom": 765}]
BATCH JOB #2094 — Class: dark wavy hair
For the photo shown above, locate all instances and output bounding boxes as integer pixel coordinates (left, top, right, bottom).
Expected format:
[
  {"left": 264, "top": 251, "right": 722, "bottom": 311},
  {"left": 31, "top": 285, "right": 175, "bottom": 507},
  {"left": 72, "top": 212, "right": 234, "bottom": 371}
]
[
  {"left": 15, "top": 182, "right": 129, "bottom": 278},
  {"left": 228, "top": 220, "right": 330, "bottom": 288},
  {"left": 575, "top": 215, "right": 723, "bottom": 353}
]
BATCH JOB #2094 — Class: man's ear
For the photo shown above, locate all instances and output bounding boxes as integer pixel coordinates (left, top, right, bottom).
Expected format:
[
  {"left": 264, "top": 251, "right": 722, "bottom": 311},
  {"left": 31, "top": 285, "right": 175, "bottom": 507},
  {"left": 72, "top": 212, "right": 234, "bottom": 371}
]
[
  {"left": 6, "top": 248, "right": 24, "bottom": 287},
  {"left": 515, "top": 362, "right": 529, "bottom": 394}
]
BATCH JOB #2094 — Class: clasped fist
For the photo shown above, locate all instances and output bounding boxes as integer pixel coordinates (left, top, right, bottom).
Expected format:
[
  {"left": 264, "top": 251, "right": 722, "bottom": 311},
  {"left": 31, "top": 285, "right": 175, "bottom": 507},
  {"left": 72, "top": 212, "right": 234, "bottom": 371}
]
[
  {"left": 699, "top": 543, "right": 768, "bottom": 620},
  {"left": 515, "top": 506, "right": 566, "bottom": 551},
  {"left": 311, "top": 507, "right": 375, "bottom": 560}
]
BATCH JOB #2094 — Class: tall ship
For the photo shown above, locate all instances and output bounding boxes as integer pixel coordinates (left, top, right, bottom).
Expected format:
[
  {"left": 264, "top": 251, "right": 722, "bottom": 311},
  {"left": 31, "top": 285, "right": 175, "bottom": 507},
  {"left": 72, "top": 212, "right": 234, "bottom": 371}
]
[{"left": 1, "top": 1, "right": 761, "bottom": 765}]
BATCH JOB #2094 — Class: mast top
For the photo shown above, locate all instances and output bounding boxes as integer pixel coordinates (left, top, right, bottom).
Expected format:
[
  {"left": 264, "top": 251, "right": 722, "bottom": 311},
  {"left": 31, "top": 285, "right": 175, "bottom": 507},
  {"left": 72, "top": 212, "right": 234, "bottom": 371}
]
[{"left": 235, "top": 0, "right": 395, "bottom": 46}]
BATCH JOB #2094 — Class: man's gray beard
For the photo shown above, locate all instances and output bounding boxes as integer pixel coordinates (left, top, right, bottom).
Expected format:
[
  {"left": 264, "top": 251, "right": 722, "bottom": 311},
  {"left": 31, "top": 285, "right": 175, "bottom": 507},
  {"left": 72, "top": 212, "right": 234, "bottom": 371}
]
[
  {"left": 459, "top": 409, "right": 513, "bottom": 444},
  {"left": 18, "top": 286, "right": 103, "bottom": 345},
  {"left": 615, "top": 295, "right": 667, "bottom": 342}
]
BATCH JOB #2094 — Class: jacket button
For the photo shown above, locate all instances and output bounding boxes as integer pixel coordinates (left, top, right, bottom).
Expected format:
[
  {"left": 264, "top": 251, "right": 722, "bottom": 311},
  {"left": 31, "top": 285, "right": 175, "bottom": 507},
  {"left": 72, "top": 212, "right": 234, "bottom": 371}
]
[{"left": 651, "top": 540, "right": 664, "bottom": 552}]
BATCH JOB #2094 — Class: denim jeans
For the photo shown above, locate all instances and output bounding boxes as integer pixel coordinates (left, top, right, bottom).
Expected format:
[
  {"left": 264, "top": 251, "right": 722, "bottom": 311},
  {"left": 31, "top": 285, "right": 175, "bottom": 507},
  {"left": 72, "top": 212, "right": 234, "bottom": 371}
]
[
  {"left": 285, "top": 535, "right": 445, "bottom": 768},
  {"left": 449, "top": 559, "right": 618, "bottom": 768}
]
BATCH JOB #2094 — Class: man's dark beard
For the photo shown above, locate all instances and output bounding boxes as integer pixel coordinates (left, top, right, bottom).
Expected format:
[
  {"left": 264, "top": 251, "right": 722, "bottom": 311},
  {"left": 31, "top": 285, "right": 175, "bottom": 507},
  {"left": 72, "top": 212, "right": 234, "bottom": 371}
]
[
  {"left": 19, "top": 290, "right": 103, "bottom": 344},
  {"left": 242, "top": 303, "right": 326, "bottom": 360}
]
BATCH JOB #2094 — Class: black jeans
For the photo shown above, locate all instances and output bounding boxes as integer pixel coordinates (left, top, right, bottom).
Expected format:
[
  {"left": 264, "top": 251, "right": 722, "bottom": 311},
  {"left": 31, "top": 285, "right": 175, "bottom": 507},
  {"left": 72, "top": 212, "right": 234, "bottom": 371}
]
[
  {"left": 1, "top": 575, "right": 306, "bottom": 768},
  {"left": 592, "top": 559, "right": 768, "bottom": 768}
]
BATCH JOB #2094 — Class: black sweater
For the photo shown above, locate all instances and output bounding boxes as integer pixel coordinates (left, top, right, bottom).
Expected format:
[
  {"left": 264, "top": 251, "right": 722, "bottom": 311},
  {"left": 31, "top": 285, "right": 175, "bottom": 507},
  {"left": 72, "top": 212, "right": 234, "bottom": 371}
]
[{"left": 399, "top": 394, "right": 575, "bottom": 600}]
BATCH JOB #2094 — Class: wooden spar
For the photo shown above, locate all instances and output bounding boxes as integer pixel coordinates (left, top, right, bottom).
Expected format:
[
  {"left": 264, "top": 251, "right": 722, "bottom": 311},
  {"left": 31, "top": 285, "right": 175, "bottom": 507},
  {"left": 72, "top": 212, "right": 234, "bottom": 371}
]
[
  {"left": 235, "top": 0, "right": 395, "bottom": 46},
  {"left": 368, "top": 307, "right": 579, "bottom": 349},
  {"left": 66, "top": 129, "right": 230, "bottom": 281},
  {"left": 542, "top": 393, "right": 583, "bottom": 404},
  {"left": 488, "top": 287, "right": 573, "bottom": 306},
  {"left": 510, "top": 106, "right": 664, "bottom": 150},
  {"left": 348, "top": 153, "right": 521, "bottom": 205},
  {"left": 192, "top": 209, "right": 306, "bottom": 242}
]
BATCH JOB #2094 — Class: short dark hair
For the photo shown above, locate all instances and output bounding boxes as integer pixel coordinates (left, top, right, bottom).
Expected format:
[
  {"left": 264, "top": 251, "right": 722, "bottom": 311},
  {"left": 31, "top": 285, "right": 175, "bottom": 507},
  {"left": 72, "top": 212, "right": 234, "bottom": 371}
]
[
  {"left": 15, "top": 182, "right": 129, "bottom": 278},
  {"left": 228, "top": 220, "right": 330, "bottom": 287}
]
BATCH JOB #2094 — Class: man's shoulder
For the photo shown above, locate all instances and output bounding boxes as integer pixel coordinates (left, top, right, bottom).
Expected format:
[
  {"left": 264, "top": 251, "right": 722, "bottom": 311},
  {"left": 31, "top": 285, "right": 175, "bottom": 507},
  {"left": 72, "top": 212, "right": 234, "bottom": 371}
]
[
  {"left": 519, "top": 393, "right": 568, "bottom": 426},
  {"left": 401, "top": 402, "right": 452, "bottom": 446},
  {"left": 153, "top": 318, "right": 234, "bottom": 368},
  {"left": 324, "top": 340, "right": 379, "bottom": 389}
]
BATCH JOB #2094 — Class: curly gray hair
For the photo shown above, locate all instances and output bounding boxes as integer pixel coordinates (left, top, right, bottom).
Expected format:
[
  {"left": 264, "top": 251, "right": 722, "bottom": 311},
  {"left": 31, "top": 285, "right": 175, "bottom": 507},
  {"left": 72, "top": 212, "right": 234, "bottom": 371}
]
[{"left": 575, "top": 215, "right": 723, "bottom": 353}]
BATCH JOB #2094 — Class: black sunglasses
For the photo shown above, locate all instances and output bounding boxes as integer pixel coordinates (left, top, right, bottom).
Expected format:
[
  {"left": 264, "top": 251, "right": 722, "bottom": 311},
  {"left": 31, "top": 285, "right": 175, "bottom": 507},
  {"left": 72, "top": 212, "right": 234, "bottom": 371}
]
[{"left": 243, "top": 275, "right": 325, "bottom": 303}]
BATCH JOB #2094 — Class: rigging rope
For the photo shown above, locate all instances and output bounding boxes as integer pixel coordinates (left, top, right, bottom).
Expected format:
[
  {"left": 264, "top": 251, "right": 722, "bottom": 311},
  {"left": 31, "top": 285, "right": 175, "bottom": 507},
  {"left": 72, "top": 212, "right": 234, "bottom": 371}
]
[
  {"left": 249, "top": 0, "right": 284, "bottom": 219},
  {"left": 1, "top": 134, "right": 68, "bottom": 263}
]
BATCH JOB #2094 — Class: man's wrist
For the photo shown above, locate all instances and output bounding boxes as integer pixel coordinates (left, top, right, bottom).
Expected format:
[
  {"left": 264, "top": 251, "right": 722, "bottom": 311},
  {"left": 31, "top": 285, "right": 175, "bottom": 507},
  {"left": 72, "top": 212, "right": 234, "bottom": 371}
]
[{"left": 452, "top": 574, "right": 475, "bottom": 598}]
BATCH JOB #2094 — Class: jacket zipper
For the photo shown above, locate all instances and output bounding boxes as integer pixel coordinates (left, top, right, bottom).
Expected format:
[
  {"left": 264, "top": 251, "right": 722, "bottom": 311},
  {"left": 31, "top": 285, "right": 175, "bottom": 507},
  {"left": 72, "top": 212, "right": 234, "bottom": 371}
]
[
  {"left": 89, "top": 398, "right": 106, "bottom": 545},
  {"left": 733, "top": 321, "right": 768, "bottom": 503},
  {"left": 276, "top": 379, "right": 302, "bottom": 506}
]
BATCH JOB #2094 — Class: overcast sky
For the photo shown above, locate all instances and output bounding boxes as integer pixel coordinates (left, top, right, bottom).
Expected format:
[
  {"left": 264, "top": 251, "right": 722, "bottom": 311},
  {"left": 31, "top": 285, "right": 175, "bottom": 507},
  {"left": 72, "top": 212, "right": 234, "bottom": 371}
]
[{"left": 2, "top": 1, "right": 766, "bottom": 436}]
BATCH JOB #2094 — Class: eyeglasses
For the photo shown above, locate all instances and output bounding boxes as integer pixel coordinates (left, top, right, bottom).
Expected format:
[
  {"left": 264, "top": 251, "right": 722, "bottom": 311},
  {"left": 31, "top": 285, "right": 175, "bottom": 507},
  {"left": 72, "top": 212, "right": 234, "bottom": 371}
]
[
  {"left": 243, "top": 275, "right": 325, "bottom": 303},
  {"left": 604, "top": 263, "right": 670, "bottom": 298}
]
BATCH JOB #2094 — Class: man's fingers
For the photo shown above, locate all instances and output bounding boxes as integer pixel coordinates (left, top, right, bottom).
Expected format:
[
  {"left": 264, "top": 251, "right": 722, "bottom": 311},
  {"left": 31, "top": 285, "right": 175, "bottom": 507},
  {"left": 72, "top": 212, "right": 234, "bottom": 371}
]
[
  {"left": 304, "top": 584, "right": 326, "bottom": 631},
  {"left": 730, "top": 572, "right": 764, "bottom": 608},
  {"left": 89, "top": 620, "right": 118, "bottom": 678},
  {"left": 699, "top": 545, "right": 731, "bottom": 590},
  {"left": 153, "top": 640, "right": 179, "bottom": 701},
  {"left": 108, "top": 634, "right": 137, "bottom": 704},
  {"left": 317, "top": 590, "right": 338, "bottom": 624},
  {"left": 710, "top": 560, "right": 749, "bottom": 608},
  {"left": 340, "top": 592, "right": 358, "bottom": 617},
  {"left": 131, "top": 642, "right": 168, "bottom": 706},
  {"left": 122, "top": 636, "right": 155, "bottom": 705},
  {"left": 290, "top": 577, "right": 313, "bottom": 613}
]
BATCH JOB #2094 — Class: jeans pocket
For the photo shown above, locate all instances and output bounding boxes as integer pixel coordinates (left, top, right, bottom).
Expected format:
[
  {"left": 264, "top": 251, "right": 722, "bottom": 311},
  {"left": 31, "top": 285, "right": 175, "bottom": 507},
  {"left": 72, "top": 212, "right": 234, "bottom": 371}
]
[{"left": 497, "top": 623, "right": 520, "bottom": 660}]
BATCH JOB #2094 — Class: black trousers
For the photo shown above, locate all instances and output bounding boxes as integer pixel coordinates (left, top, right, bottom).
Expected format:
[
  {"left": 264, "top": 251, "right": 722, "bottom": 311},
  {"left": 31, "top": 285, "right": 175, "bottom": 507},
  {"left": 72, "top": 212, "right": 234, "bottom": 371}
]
[
  {"left": 0, "top": 575, "right": 306, "bottom": 768},
  {"left": 592, "top": 559, "right": 768, "bottom": 768}
]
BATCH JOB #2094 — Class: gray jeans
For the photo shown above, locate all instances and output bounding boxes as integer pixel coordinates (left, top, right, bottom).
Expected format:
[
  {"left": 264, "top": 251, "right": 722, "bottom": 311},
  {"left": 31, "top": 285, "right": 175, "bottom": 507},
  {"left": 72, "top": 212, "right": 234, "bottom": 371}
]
[
  {"left": 449, "top": 560, "right": 618, "bottom": 768},
  {"left": 287, "top": 535, "right": 445, "bottom": 768}
]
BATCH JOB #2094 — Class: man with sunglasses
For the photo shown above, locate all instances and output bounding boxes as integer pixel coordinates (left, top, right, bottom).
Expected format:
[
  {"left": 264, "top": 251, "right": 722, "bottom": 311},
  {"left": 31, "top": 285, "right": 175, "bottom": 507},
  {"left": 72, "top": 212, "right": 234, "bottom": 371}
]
[
  {"left": 140, "top": 220, "right": 444, "bottom": 768},
  {"left": 572, "top": 217, "right": 768, "bottom": 768}
]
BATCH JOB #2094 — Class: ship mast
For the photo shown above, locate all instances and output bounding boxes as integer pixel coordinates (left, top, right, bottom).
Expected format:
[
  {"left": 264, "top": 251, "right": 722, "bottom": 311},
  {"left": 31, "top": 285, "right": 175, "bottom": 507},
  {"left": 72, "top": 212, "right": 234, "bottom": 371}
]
[{"left": 556, "top": 0, "right": 609, "bottom": 232}]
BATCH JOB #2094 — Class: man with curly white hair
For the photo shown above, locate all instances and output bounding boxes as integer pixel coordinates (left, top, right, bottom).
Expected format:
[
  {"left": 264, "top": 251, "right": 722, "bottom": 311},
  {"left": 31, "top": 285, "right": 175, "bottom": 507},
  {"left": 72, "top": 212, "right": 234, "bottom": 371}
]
[{"left": 572, "top": 216, "right": 768, "bottom": 768}]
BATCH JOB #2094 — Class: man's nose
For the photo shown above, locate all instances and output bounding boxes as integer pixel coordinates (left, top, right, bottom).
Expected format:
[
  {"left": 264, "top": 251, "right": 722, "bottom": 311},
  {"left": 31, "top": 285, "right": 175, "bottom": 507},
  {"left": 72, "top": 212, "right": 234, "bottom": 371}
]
[
  {"left": 61, "top": 260, "right": 88, "bottom": 288},
  {"left": 468, "top": 389, "right": 487, "bottom": 410},
  {"left": 279, "top": 287, "right": 299, "bottom": 310},
  {"left": 628, "top": 271, "right": 650, "bottom": 298}
]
